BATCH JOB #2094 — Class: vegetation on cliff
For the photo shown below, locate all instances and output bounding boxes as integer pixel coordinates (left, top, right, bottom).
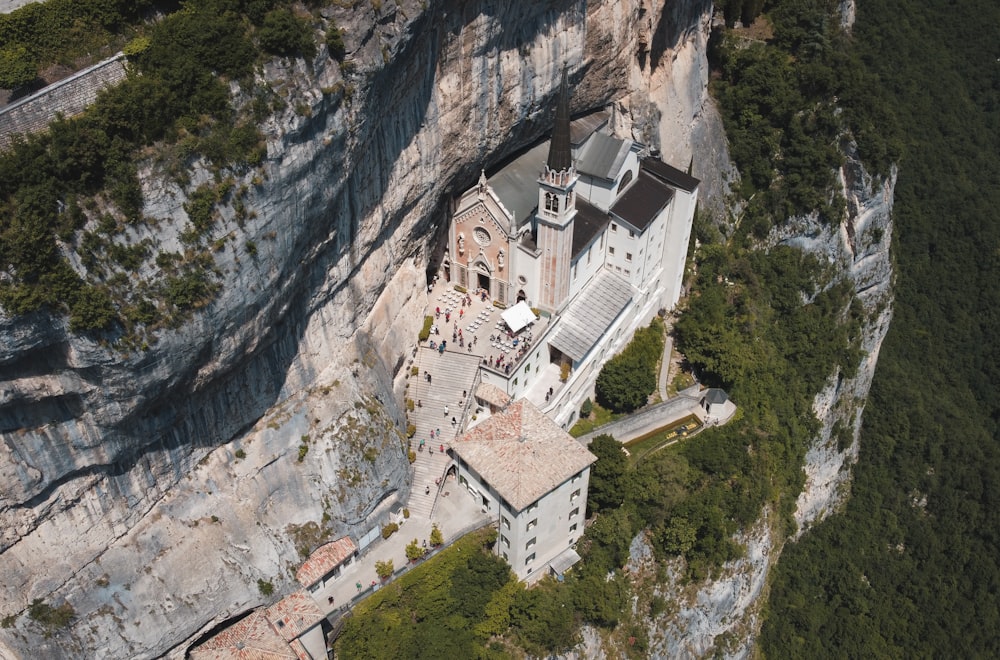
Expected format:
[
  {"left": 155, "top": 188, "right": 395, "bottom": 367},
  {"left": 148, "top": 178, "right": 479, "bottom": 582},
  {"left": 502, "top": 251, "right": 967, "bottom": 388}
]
[
  {"left": 761, "top": 0, "right": 1000, "bottom": 655},
  {"left": 0, "top": 0, "right": 343, "bottom": 345}
]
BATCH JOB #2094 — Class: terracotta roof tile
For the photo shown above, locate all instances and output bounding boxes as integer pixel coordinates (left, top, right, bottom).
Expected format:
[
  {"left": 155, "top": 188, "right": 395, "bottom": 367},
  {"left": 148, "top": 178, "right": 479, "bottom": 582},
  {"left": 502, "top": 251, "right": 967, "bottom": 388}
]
[
  {"left": 264, "top": 591, "right": 325, "bottom": 642},
  {"left": 452, "top": 400, "right": 597, "bottom": 512},
  {"left": 189, "top": 609, "right": 296, "bottom": 660},
  {"left": 295, "top": 536, "right": 357, "bottom": 588}
]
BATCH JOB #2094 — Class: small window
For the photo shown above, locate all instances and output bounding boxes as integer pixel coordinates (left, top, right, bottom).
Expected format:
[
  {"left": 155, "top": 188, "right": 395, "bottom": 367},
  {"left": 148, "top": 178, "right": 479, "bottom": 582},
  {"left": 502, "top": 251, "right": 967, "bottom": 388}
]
[
  {"left": 609, "top": 246, "right": 615, "bottom": 255},
  {"left": 525, "top": 537, "right": 537, "bottom": 550},
  {"left": 527, "top": 503, "right": 539, "bottom": 514},
  {"left": 569, "top": 523, "right": 578, "bottom": 533},
  {"left": 501, "top": 535, "right": 510, "bottom": 548},
  {"left": 526, "top": 518, "right": 538, "bottom": 531},
  {"left": 525, "top": 553, "right": 536, "bottom": 565},
  {"left": 571, "top": 489, "right": 581, "bottom": 501},
  {"left": 502, "top": 552, "right": 509, "bottom": 561},
  {"left": 569, "top": 507, "right": 580, "bottom": 518},
  {"left": 572, "top": 262, "right": 578, "bottom": 280},
  {"left": 502, "top": 517, "right": 510, "bottom": 530},
  {"left": 626, "top": 252, "right": 632, "bottom": 262},
  {"left": 628, "top": 229, "right": 635, "bottom": 238},
  {"left": 624, "top": 269, "right": 631, "bottom": 276},
  {"left": 572, "top": 473, "right": 582, "bottom": 484},
  {"left": 587, "top": 247, "right": 592, "bottom": 264},
  {"left": 611, "top": 223, "right": 618, "bottom": 232}
]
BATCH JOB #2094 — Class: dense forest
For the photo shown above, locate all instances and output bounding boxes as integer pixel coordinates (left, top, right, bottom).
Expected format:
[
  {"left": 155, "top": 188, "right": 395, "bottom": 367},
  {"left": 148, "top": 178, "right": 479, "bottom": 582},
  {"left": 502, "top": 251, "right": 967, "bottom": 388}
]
[{"left": 760, "top": 0, "right": 1000, "bottom": 655}]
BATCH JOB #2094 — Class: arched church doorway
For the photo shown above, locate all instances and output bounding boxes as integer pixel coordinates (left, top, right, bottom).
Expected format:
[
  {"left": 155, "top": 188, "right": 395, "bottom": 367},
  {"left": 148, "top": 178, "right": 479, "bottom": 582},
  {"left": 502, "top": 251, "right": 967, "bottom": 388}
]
[{"left": 477, "top": 272, "right": 490, "bottom": 293}]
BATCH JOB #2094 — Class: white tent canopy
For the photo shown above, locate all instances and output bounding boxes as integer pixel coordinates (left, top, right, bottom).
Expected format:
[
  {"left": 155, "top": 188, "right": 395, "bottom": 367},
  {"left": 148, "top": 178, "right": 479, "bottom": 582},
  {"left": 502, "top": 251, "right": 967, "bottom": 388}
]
[{"left": 501, "top": 301, "right": 537, "bottom": 333}]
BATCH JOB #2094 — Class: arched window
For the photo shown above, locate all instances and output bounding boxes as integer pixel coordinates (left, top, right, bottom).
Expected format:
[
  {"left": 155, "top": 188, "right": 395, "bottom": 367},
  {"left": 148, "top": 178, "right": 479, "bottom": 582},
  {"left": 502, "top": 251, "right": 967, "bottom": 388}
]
[
  {"left": 616, "top": 170, "right": 634, "bottom": 196},
  {"left": 544, "top": 192, "right": 559, "bottom": 214}
]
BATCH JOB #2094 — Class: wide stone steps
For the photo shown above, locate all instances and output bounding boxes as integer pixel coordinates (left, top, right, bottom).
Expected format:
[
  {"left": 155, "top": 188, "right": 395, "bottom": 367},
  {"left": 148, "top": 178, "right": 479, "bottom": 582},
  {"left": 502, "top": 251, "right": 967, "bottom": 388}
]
[{"left": 403, "top": 347, "right": 482, "bottom": 519}]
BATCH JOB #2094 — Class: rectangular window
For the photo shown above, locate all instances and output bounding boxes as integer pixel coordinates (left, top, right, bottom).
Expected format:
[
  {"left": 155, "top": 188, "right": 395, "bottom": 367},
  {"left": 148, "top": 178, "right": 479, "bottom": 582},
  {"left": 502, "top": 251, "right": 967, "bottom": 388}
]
[
  {"left": 527, "top": 503, "right": 538, "bottom": 514},
  {"left": 571, "top": 488, "right": 582, "bottom": 501},
  {"left": 525, "top": 553, "right": 536, "bottom": 565},
  {"left": 609, "top": 246, "right": 615, "bottom": 255},
  {"left": 502, "top": 552, "right": 508, "bottom": 561},
  {"left": 626, "top": 252, "right": 632, "bottom": 262},
  {"left": 624, "top": 269, "right": 631, "bottom": 276},
  {"left": 569, "top": 523, "right": 578, "bottom": 533},
  {"left": 572, "top": 262, "right": 578, "bottom": 280},
  {"left": 587, "top": 247, "right": 592, "bottom": 264},
  {"left": 501, "top": 535, "right": 510, "bottom": 548},
  {"left": 572, "top": 473, "right": 581, "bottom": 484},
  {"left": 629, "top": 229, "right": 635, "bottom": 238},
  {"left": 525, "top": 537, "right": 537, "bottom": 550},
  {"left": 502, "top": 517, "right": 510, "bottom": 530},
  {"left": 526, "top": 518, "right": 538, "bottom": 531},
  {"left": 569, "top": 507, "right": 580, "bottom": 518},
  {"left": 611, "top": 223, "right": 618, "bottom": 232}
]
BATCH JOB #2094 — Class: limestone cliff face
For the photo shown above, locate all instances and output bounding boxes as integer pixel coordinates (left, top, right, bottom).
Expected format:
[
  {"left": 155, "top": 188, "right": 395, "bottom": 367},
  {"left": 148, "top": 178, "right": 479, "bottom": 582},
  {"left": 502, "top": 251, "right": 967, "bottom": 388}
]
[{"left": 0, "top": 0, "right": 713, "bottom": 657}]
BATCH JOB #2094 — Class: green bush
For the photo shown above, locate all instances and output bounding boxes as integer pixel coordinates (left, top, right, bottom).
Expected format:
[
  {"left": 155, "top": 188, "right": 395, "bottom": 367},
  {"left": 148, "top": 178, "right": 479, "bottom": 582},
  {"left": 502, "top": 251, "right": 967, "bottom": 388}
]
[
  {"left": 595, "top": 318, "right": 664, "bottom": 413},
  {"left": 0, "top": 44, "right": 37, "bottom": 89},
  {"left": 258, "top": 9, "right": 315, "bottom": 58},
  {"left": 27, "top": 599, "right": 74, "bottom": 631},
  {"left": 405, "top": 538, "right": 424, "bottom": 562},
  {"left": 418, "top": 315, "right": 434, "bottom": 341},
  {"left": 375, "top": 559, "right": 393, "bottom": 580},
  {"left": 257, "top": 579, "right": 274, "bottom": 597},
  {"left": 381, "top": 523, "right": 398, "bottom": 539},
  {"left": 326, "top": 25, "right": 346, "bottom": 60},
  {"left": 579, "top": 397, "right": 593, "bottom": 419}
]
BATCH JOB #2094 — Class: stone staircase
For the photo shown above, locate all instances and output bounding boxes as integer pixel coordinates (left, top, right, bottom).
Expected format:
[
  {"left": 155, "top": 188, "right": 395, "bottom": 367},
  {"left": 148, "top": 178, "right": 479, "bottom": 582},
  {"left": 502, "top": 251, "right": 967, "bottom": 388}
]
[{"left": 404, "top": 347, "right": 482, "bottom": 519}]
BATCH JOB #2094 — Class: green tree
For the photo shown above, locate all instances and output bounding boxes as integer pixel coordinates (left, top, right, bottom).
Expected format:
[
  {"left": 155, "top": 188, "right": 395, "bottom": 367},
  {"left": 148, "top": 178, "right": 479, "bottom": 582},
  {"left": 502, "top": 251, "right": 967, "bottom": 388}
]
[
  {"left": 595, "top": 352, "right": 655, "bottom": 412},
  {"left": 429, "top": 523, "right": 443, "bottom": 546},
  {"left": 587, "top": 434, "right": 627, "bottom": 513},
  {"left": 258, "top": 9, "right": 315, "bottom": 58},
  {"left": 375, "top": 559, "right": 393, "bottom": 580},
  {"left": 0, "top": 45, "right": 36, "bottom": 89},
  {"left": 405, "top": 538, "right": 424, "bottom": 562}
]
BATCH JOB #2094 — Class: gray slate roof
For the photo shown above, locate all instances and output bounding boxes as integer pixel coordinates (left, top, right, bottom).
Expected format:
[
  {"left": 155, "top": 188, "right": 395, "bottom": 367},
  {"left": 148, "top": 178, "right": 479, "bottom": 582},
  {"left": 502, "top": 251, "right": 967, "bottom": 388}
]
[
  {"left": 549, "top": 269, "right": 635, "bottom": 362},
  {"left": 576, "top": 132, "right": 631, "bottom": 181},
  {"left": 641, "top": 157, "right": 700, "bottom": 192},
  {"left": 610, "top": 169, "right": 675, "bottom": 232},
  {"left": 571, "top": 197, "right": 610, "bottom": 260},
  {"left": 488, "top": 141, "right": 548, "bottom": 227},
  {"left": 570, "top": 111, "right": 609, "bottom": 146}
]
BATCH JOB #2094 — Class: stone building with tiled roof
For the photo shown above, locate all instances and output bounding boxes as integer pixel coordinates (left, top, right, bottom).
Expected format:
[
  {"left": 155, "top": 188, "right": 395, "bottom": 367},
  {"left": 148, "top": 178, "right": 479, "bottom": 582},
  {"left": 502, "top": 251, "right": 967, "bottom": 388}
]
[
  {"left": 189, "top": 590, "right": 328, "bottom": 660},
  {"left": 295, "top": 536, "right": 357, "bottom": 592},
  {"left": 449, "top": 400, "right": 597, "bottom": 581},
  {"left": 443, "top": 69, "right": 698, "bottom": 427}
]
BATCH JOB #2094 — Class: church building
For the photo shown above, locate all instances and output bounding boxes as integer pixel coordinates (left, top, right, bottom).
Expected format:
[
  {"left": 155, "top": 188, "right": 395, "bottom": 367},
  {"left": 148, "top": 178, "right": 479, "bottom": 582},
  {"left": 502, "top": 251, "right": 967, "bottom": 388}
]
[{"left": 443, "top": 71, "right": 699, "bottom": 427}]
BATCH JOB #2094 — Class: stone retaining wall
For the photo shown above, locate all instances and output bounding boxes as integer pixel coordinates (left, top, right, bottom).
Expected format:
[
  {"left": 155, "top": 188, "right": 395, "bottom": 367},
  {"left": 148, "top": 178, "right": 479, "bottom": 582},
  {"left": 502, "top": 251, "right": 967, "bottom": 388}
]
[{"left": 0, "top": 54, "right": 126, "bottom": 149}]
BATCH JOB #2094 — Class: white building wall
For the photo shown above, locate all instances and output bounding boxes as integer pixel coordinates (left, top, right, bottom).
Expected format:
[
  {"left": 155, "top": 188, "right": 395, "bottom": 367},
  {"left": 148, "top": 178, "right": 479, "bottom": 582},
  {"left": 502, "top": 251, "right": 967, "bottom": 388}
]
[
  {"left": 498, "top": 468, "right": 590, "bottom": 581},
  {"left": 659, "top": 187, "right": 697, "bottom": 310},
  {"left": 513, "top": 245, "right": 542, "bottom": 306}
]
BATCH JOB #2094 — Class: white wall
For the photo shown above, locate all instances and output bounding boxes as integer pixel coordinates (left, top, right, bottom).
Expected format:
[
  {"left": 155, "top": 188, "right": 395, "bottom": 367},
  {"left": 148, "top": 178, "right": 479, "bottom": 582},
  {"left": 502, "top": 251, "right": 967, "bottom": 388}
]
[{"left": 497, "top": 467, "right": 590, "bottom": 581}]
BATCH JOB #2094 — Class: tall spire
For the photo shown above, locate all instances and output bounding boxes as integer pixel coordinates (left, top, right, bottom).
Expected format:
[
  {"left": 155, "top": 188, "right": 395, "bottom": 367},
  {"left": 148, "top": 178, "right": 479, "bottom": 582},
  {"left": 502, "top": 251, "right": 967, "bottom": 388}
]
[{"left": 546, "top": 67, "right": 572, "bottom": 172}]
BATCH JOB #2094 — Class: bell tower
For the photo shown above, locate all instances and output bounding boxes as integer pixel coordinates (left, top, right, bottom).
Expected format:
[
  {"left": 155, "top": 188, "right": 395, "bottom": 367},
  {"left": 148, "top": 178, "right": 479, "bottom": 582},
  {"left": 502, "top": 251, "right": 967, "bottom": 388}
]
[{"left": 535, "top": 68, "right": 577, "bottom": 313}]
